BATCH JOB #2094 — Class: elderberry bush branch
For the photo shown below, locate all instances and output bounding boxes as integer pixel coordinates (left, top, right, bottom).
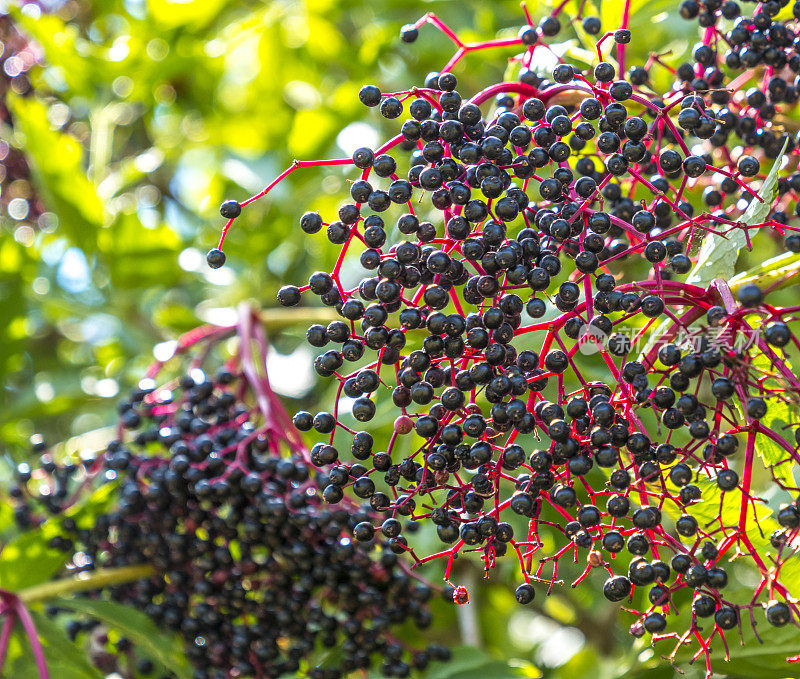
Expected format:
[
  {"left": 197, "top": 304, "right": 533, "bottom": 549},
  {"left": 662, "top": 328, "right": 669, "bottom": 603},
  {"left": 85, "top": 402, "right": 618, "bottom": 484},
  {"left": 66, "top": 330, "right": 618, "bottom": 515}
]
[
  {"left": 207, "top": 1, "right": 800, "bottom": 675},
  {"left": 6, "top": 307, "right": 452, "bottom": 679}
]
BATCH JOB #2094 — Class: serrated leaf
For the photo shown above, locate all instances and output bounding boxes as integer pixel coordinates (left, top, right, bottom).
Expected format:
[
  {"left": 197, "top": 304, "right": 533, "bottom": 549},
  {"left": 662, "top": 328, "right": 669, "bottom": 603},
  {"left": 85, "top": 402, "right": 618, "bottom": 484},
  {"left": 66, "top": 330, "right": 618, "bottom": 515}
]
[
  {"left": 684, "top": 221, "right": 747, "bottom": 289},
  {"left": 740, "top": 139, "right": 789, "bottom": 226},
  {"left": 677, "top": 613, "right": 800, "bottom": 677},
  {"left": 662, "top": 473, "right": 800, "bottom": 599},
  {"left": 686, "top": 138, "right": 788, "bottom": 288},
  {"left": 749, "top": 353, "right": 799, "bottom": 488},
  {"left": 686, "top": 477, "right": 768, "bottom": 532},
  {"left": 52, "top": 597, "right": 191, "bottom": 679},
  {"left": 755, "top": 410, "right": 797, "bottom": 489}
]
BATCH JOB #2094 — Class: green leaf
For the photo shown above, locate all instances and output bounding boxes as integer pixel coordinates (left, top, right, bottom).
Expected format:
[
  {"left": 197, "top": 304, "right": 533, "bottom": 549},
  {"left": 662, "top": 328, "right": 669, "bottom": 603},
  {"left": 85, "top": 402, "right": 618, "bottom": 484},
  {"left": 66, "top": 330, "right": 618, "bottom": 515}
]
[
  {"left": 97, "top": 211, "right": 183, "bottom": 289},
  {"left": 662, "top": 472, "right": 800, "bottom": 599},
  {"left": 69, "top": 480, "right": 119, "bottom": 522},
  {"left": 8, "top": 659, "right": 100, "bottom": 679},
  {"left": 729, "top": 251, "right": 800, "bottom": 295},
  {"left": 7, "top": 644, "right": 103, "bottom": 679},
  {"left": 0, "top": 528, "right": 69, "bottom": 592},
  {"left": 686, "top": 138, "right": 788, "bottom": 288},
  {"left": 27, "top": 611, "right": 104, "bottom": 679},
  {"left": 0, "top": 498, "right": 16, "bottom": 538},
  {"left": 147, "top": 0, "right": 229, "bottom": 29},
  {"left": 152, "top": 303, "right": 202, "bottom": 333},
  {"left": 740, "top": 139, "right": 789, "bottom": 226},
  {"left": 6, "top": 96, "right": 105, "bottom": 252},
  {"left": 683, "top": 477, "right": 764, "bottom": 531},
  {"left": 755, "top": 408, "right": 797, "bottom": 488},
  {"left": 749, "top": 352, "right": 799, "bottom": 487},
  {"left": 52, "top": 597, "right": 192, "bottom": 679},
  {"left": 600, "top": 0, "right": 688, "bottom": 55},
  {"left": 0, "top": 482, "right": 118, "bottom": 591},
  {"left": 425, "top": 646, "right": 525, "bottom": 679},
  {"left": 3, "top": 610, "right": 102, "bottom": 678},
  {"left": 674, "top": 615, "right": 800, "bottom": 678},
  {"left": 11, "top": 13, "right": 93, "bottom": 97}
]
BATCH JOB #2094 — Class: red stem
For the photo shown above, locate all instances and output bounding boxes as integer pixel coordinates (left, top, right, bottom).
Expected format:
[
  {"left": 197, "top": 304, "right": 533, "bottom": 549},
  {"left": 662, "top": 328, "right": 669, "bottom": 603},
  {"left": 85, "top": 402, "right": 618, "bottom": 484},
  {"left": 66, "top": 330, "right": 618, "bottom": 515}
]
[{"left": 13, "top": 600, "right": 49, "bottom": 679}]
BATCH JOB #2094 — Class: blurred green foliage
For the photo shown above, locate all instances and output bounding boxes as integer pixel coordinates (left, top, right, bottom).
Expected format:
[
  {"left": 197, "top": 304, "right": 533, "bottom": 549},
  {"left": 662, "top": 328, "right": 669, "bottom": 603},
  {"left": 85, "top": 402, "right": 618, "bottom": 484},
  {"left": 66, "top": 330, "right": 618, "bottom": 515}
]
[{"left": 2, "top": 0, "right": 800, "bottom": 677}]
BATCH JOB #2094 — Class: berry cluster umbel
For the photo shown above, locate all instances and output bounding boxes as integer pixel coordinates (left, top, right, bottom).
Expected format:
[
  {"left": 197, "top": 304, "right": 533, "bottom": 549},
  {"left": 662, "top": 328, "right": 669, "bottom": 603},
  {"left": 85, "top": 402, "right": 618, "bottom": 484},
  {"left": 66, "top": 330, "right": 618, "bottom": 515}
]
[
  {"left": 209, "top": 2, "right": 800, "bottom": 675},
  {"left": 9, "top": 311, "right": 451, "bottom": 679}
]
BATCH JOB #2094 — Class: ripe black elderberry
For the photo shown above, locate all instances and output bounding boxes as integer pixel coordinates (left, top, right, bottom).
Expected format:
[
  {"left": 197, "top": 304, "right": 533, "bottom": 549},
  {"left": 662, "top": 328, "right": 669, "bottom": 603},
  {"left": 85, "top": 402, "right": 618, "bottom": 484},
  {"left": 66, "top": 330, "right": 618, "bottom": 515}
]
[
  {"left": 12, "top": 314, "right": 451, "bottom": 679},
  {"left": 206, "top": 3, "right": 800, "bottom": 669}
]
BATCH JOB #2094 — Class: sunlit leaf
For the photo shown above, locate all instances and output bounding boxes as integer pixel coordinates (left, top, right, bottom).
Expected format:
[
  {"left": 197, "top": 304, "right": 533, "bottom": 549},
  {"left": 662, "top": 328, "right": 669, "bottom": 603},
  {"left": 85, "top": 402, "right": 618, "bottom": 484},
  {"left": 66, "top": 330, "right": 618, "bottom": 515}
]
[
  {"left": 0, "top": 528, "right": 67, "bottom": 592},
  {"left": 747, "top": 353, "right": 799, "bottom": 488},
  {"left": 687, "top": 139, "right": 788, "bottom": 287},
  {"left": 7, "top": 96, "right": 105, "bottom": 252},
  {"left": 729, "top": 251, "right": 800, "bottom": 295},
  {"left": 97, "top": 211, "right": 183, "bottom": 289},
  {"left": 11, "top": 13, "right": 93, "bottom": 96},
  {"left": 147, "top": 0, "right": 229, "bottom": 29}
]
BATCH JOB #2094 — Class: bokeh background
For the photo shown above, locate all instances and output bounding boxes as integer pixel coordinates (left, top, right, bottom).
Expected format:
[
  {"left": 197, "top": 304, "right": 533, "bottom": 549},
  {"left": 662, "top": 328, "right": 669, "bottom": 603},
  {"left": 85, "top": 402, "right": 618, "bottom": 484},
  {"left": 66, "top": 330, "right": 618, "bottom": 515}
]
[{"left": 2, "top": 1, "right": 797, "bottom": 677}]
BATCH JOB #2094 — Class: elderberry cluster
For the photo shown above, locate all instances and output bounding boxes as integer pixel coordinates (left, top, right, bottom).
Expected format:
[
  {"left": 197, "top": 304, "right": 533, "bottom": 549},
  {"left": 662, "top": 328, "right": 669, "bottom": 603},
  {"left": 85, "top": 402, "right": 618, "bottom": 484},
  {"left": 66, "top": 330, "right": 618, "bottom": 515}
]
[
  {"left": 209, "top": 2, "right": 800, "bottom": 671},
  {"left": 668, "top": 0, "right": 800, "bottom": 226},
  {"left": 9, "top": 320, "right": 451, "bottom": 679}
]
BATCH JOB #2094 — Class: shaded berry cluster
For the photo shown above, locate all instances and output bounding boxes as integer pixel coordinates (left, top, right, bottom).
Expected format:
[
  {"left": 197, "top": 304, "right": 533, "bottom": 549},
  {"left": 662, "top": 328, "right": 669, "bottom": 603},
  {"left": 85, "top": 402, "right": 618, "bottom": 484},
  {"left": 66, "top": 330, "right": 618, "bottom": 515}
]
[
  {"left": 8, "top": 312, "right": 451, "bottom": 679},
  {"left": 208, "top": 2, "right": 800, "bottom": 674}
]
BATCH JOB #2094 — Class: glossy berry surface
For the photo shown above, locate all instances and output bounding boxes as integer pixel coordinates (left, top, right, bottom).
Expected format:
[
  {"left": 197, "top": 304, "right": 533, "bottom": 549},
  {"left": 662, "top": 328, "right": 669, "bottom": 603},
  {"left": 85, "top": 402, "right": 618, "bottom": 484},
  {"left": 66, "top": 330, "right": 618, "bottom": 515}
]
[
  {"left": 12, "top": 311, "right": 451, "bottom": 679},
  {"left": 206, "top": 2, "right": 800, "bottom": 673}
]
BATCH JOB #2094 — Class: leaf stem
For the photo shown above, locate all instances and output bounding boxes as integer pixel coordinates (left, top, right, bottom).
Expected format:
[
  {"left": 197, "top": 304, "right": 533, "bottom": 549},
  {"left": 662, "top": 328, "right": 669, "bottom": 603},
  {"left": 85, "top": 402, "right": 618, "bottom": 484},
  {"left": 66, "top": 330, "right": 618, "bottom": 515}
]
[
  {"left": 14, "top": 600, "right": 50, "bottom": 679},
  {"left": 17, "top": 564, "right": 154, "bottom": 606},
  {"left": 0, "top": 613, "right": 14, "bottom": 669},
  {"left": 617, "top": 0, "right": 632, "bottom": 75}
]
